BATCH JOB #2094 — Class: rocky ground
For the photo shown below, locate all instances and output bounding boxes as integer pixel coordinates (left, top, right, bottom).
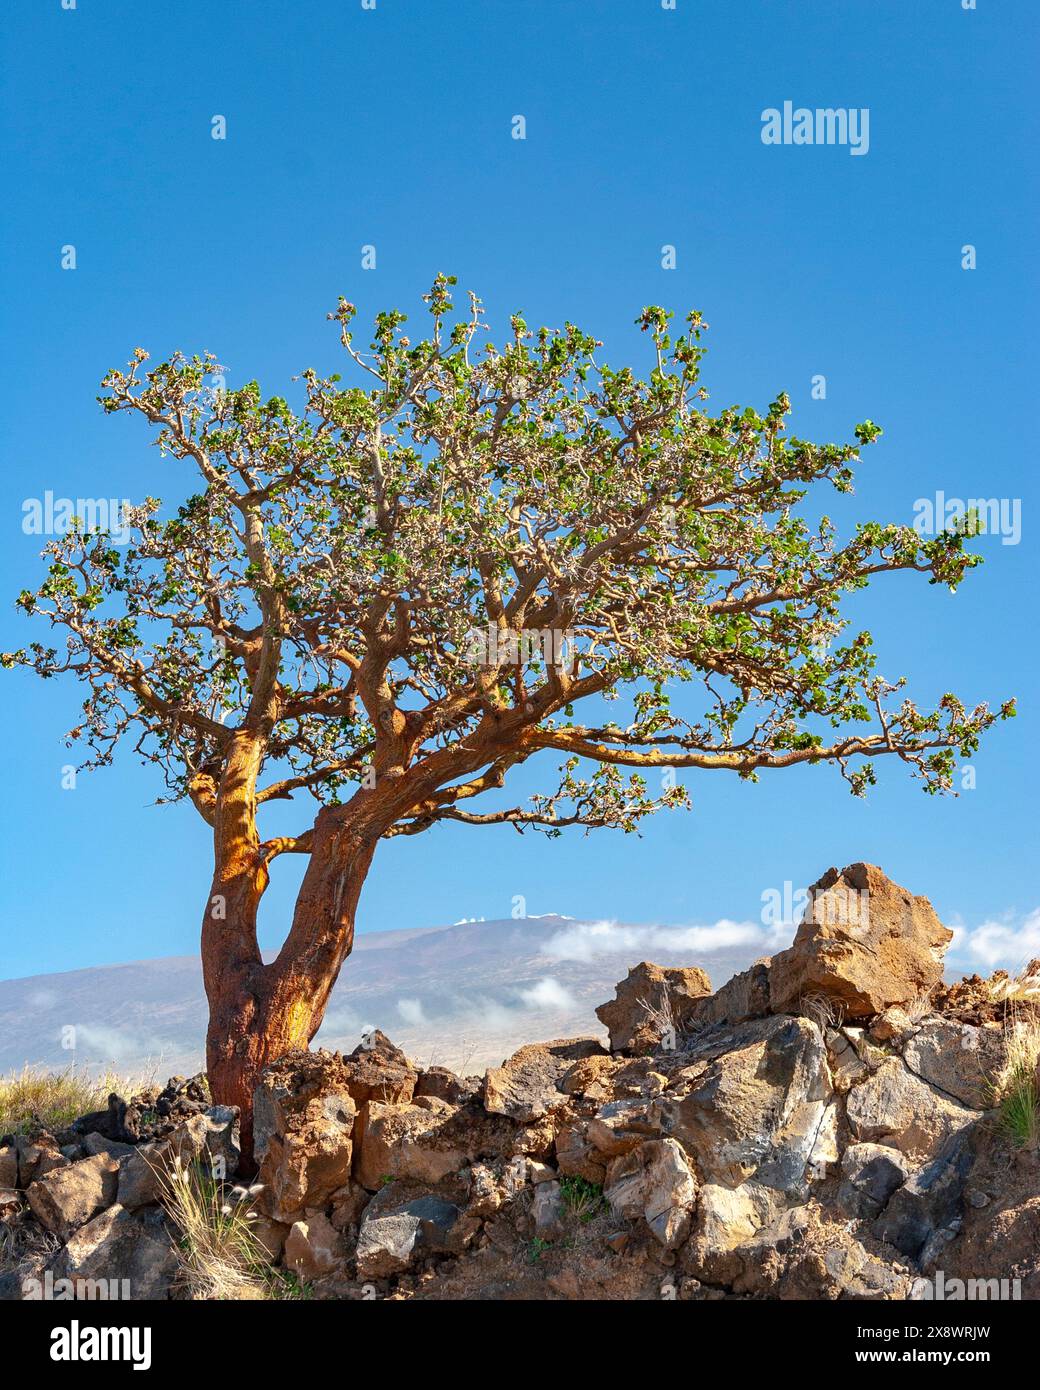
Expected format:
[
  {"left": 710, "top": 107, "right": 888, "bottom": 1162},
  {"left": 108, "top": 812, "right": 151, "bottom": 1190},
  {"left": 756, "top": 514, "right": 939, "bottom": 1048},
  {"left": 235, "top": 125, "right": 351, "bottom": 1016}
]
[{"left": 3, "top": 862, "right": 1038, "bottom": 1302}]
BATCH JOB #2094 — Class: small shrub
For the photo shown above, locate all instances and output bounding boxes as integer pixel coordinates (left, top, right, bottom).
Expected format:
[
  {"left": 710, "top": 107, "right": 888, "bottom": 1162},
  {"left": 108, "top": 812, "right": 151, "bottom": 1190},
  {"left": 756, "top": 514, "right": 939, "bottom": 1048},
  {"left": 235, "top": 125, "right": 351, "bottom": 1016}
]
[
  {"left": 527, "top": 1236, "right": 551, "bottom": 1264},
  {"left": 559, "top": 1175, "right": 605, "bottom": 1224}
]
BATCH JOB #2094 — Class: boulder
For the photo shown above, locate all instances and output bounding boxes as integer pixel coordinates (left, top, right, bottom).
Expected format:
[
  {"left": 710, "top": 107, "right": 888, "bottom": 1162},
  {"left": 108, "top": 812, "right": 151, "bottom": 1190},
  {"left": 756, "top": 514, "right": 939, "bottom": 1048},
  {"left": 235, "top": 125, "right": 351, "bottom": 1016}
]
[
  {"left": 253, "top": 1052, "right": 357, "bottom": 1222},
  {"left": 70, "top": 1093, "right": 141, "bottom": 1145},
  {"left": 2, "top": 1134, "right": 67, "bottom": 1190},
  {"left": 586, "top": 1098, "right": 658, "bottom": 1158},
  {"left": 838, "top": 1142, "right": 910, "bottom": 1219},
  {"left": 339, "top": 1031, "right": 418, "bottom": 1107},
  {"left": 874, "top": 1130, "right": 975, "bottom": 1260},
  {"left": 825, "top": 1027, "right": 874, "bottom": 1092},
  {"left": 355, "top": 1191, "right": 469, "bottom": 1280},
  {"left": 415, "top": 1067, "right": 478, "bottom": 1105},
  {"left": 603, "top": 1138, "right": 697, "bottom": 1248},
  {"left": 57, "top": 1204, "right": 177, "bottom": 1300},
  {"left": 869, "top": 1007, "right": 915, "bottom": 1045},
  {"left": 779, "top": 1234, "right": 909, "bottom": 1301},
  {"left": 283, "top": 1211, "right": 347, "bottom": 1280},
  {"left": 728, "top": 1206, "right": 814, "bottom": 1296},
  {"left": 248, "top": 1213, "right": 291, "bottom": 1264},
  {"left": 903, "top": 1019, "right": 1005, "bottom": 1110},
  {"left": 26, "top": 1153, "right": 119, "bottom": 1238},
  {"left": 846, "top": 1058, "right": 980, "bottom": 1157},
  {"left": 768, "top": 863, "right": 952, "bottom": 1019},
  {"left": 689, "top": 961, "right": 772, "bottom": 1030},
  {"left": 117, "top": 1145, "right": 166, "bottom": 1212},
  {"left": 355, "top": 1098, "right": 468, "bottom": 1192},
  {"left": 654, "top": 1015, "right": 833, "bottom": 1195},
  {"left": 483, "top": 1038, "right": 605, "bottom": 1122},
  {"left": 596, "top": 963, "right": 712, "bottom": 1055},
  {"left": 167, "top": 1106, "right": 241, "bottom": 1178},
  {"left": 683, "top": 1181, "right": 776, "bottom": 1284}
]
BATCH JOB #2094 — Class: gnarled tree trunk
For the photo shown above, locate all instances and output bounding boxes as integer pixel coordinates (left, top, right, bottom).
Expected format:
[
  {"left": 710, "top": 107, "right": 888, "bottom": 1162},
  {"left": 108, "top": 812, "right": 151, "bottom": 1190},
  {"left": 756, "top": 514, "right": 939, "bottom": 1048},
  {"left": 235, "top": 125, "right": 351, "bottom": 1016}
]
[{"left": 201, "top": 736, "right": 378, "bottom": 1169}]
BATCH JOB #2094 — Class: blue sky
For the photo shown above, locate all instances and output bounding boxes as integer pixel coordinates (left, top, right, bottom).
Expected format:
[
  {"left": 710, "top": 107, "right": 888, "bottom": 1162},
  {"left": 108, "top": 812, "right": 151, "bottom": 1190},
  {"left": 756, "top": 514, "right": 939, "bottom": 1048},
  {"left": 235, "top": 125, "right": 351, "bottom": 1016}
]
[{"left": 1, "top": 0, "right": 1036, "bottom": 980}]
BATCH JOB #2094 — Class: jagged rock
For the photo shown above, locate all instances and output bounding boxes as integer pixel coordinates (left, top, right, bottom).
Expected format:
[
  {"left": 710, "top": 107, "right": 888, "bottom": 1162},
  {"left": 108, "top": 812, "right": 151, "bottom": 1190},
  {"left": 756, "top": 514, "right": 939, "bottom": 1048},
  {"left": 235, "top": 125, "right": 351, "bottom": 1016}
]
[
  {"left": 284, "top": 1211, "right": 347, "bottom": 1280},
  {"left": 26, "top": 1153, "right": 119, "bottom": 1238},
  {"left": 903, "top": 1019, "right": 1005, "bottom": 1110},
  {"left": 532, "top": 1181, "right": 565, "bottom": 1238},
  {"left": 152, "top": 1074, "right": 209, "bottom": 1121},
  {"left": 462, "top": 1162, "right": 509, "bottom": 1219},
  {"left": 415, "top": 1067, "right": 478, "bottom": 1105},
  {"left": 355, "top": 1191, "right": 471, "bottom": 1279},
  {"left": 768, "top": 863, "right": 952, "bottom": 1019},
  {"left": 253, "top": 1052, "right": 357, "bottom": 1223},
  {"left": 115, "top": 1106, "right": 240, "bottom": 1212},
  {"left": 355, "top": 1098, "right": 468, "bottom": 1191},
  {"left": 780, "top": 1235, "right": 909, "bottom": 1300},
  {"left": 869, "top": 1007, "right": 915, "bottom": 1045},
  {"left": 558, "top": 1054, "right": 623, "bottom": 1100},
  {"left": 1, "top": 1134, "right": 67, "bottom": 1190},
  {"left": 586, "top": 1098, "right": 658, "bottom": 1158},
  {"left": 81, "top": 1133, "right": 136, "bottom": 1162},
  {"left": 874, "top": 1130, "right": 975, "bottom": 1259},
  {"left": 554, "top": 1120, "right": 607, "bottom": 1185},
  {"left": 825, "top": 1027, "right": 874, "bottom": 1091},
  {"left": 339, "top": 1031, "right": 418, "bottom": 1107},
  {"left": 596, "top": 962, "right": 712, "bottom": 1055},
  {"left": 168, "top": 1106, "right": 241, "bottom": 1177},
  {"left": 483, "top": 1038, "right": 605, "bottom": 1122},
  {"left": 729, "top": 1206, "right": 813, "bottom": 1295},
  {"left": 654, "top": 1015, "right": 832, "bottom": 1195},
  {"left": 603, "top": 1138, "right": 697, "bottom": 1248},
  {"left": 846, "top": 1057, "right": 979, "bottom": 1157},
  {"left": 117, "top": 1145, "right": 164, "bottom": 1212},
  {"left": 690, "top": 961, "right": 772, "bottom": 1029},
  {"left": 55, "top": 1204, "right": 177, "bottom": 1300},
  {"left": 683, "top": 1181, "right": 777, "bottom": 1284},
  {"left": 0, "top": 1188, "right": 22, "bottom": 1221},
  {"left": 838, "top": 1142, "right": 910, "bottom": 1218},
  {"left": 70, "top": 1093, "right": 141, "bottom": 1145}
]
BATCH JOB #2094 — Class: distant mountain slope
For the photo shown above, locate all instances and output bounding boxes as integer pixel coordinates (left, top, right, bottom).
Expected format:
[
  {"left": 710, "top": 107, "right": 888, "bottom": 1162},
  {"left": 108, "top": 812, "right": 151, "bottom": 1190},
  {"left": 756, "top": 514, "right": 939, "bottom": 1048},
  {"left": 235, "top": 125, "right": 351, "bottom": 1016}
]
[{"left": 0, "top": 915, "right": 771, "bottom": 1079}]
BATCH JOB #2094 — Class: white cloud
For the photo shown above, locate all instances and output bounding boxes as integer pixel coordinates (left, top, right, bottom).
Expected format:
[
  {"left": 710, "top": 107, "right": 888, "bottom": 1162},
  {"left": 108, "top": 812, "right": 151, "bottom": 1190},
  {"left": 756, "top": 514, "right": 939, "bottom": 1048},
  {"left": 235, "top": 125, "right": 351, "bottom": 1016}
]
[
  {"left": 544, "top": 918, "right": 768, "bottom": 963},
  {"left": 518, "top": 978, "right": 576, "bottom": 1011},
  {"left": 950, "top": 908, "right": 1040, "bottom": 972},
  {"left": 67, "top": 1023, "right": 169, "bottom": 1063},
  {"left": 397, "top": 997, "right": 427, "bottom": 1026}
]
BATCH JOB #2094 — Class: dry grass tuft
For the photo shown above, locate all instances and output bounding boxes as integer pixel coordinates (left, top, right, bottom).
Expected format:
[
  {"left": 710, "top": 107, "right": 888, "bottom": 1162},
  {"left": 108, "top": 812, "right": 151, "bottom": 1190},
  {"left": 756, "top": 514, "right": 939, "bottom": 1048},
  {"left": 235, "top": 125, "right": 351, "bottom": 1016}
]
[
  {"left": 992, "top": 1015, "right": 1040, "bottom": 1148},
  {"left": 159, "top": 1156, "right": 295, "bottom": 1301},
  {"left": 988, "top": 965, "right": 1040, "bottom": 1007},
  {"left": 0, "top": 1066, "right": 133, "bottom": 1137}
]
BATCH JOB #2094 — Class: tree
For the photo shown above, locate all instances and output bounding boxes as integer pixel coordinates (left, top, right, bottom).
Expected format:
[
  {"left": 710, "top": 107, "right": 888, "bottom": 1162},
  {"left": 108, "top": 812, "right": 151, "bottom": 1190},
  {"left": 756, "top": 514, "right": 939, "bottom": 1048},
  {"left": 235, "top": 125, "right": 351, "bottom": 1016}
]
[{"left": 5, "top": 277, "right": 1011, "bottom": 1160}]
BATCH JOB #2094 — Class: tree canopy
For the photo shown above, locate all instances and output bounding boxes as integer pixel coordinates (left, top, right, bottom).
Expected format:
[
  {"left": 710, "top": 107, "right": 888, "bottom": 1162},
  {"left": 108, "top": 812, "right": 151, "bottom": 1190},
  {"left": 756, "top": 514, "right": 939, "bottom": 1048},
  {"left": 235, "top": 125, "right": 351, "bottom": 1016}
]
[{"left": 5, "top": 276, "right": 1012, "bottom": 858}]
